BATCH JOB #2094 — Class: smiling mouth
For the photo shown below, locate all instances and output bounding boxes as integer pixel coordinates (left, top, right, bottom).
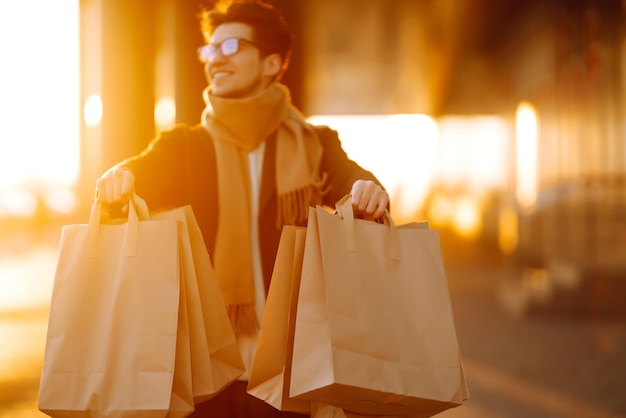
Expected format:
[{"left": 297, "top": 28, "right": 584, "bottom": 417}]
[{"left": 212, "top": 71, "right": 231, "bottom": 79}]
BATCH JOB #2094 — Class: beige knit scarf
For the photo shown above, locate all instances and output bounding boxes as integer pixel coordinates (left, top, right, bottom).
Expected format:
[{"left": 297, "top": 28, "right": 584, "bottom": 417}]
[{"left": 202, "top": 83, "right": 325, "bottom": 335}]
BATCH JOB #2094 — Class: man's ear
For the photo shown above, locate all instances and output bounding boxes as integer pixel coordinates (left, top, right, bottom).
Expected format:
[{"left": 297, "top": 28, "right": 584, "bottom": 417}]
[{"left": 263, "top": 53, "right": 283, "bottom": 79}]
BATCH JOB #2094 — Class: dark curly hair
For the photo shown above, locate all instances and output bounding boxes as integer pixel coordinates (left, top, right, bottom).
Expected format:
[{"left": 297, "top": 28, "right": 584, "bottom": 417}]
[{"left": 200, "top": 1, "right": 294, "bottom": 73}]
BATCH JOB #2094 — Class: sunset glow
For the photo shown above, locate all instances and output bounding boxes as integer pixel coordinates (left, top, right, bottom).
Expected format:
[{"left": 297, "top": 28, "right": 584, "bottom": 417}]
[
  {"left": 309, "top": 114, "right": 510, "bottom": 236},
  {"left": 516, "top": 102, "right": 539, "bottom": 210},
  {"left": 0, "top": 0, "right": 80, "bottom": 191},
  {"left": 308, "top": 114, "right": 438, "bottom": 223}
]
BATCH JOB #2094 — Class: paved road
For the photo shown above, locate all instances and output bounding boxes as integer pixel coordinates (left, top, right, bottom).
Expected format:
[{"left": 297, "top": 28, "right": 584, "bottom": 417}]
[
  {"left": 442, "top": 262, "right": 626, "bottom": 418},
  {"left": 440, "top": 228, "right": 626, "bottom": 418},
  {"left": 1, "top": 233, "right": 624, "bottom": 417}
]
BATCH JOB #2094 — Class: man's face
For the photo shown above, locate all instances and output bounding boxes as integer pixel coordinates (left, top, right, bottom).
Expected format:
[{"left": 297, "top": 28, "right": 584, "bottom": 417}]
[{"left": 205, "top": 22, "right": 272, "bottom": 98}]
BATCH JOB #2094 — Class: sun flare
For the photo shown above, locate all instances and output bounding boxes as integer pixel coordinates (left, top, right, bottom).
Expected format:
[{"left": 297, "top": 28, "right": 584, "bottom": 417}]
[{"left": 0, "top": 0, "right": 80, "bottom": 192}]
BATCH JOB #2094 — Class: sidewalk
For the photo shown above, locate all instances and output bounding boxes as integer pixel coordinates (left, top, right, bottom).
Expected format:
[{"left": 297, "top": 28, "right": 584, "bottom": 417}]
[
  {"left": 0, "top": 230, "right": 56, "bottom": 418},
  {"left": 441, "top": 262, "right": 626, "bottom": 418}
]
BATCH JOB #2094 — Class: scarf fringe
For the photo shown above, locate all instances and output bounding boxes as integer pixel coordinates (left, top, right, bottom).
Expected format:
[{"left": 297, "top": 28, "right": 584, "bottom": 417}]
[
  {"left": 277, "top": 173, "right": 328, "bottom": 228},
  {"left": 227, "top": 303, "right": 259, "bottom": 336}
]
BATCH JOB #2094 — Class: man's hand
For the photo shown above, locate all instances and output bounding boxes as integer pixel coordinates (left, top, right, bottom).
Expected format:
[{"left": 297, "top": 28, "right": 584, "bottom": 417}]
[
  {"left": 350, "top": 180, "right": 389, "bottom": 220},
  {"left": 95, "top": 168, "right": 135, "bottom": 204}
]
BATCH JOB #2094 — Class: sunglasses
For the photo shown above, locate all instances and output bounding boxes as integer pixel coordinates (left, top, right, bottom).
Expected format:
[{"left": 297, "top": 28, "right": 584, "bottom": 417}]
[{"left": 197, "top": 37, "right": 259, "bottom": 63}]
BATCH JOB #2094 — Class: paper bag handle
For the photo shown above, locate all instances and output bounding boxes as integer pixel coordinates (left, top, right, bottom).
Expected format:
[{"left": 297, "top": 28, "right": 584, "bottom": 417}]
[
  {"left": 335, "top": 194, "right": 400, "bottom": 261},
  {"left": 86, "top": 194, "right": 150, "bottom": 258}
]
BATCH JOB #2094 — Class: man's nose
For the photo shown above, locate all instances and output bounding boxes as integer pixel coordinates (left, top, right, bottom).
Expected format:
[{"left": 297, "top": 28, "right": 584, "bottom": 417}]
[{"left": 208, "top": 48, "right": 228, "bottom": 64}]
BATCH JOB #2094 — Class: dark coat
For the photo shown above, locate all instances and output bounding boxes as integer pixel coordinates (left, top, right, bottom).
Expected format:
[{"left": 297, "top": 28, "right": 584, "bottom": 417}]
[{"left": 120, "top": 123, "right": 382, "bottom": 292}]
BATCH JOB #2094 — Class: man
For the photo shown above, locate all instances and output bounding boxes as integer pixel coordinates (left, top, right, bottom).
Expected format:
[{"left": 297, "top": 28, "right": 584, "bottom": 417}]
[{"left": 96, "top": 1, "right": 389, "bottom": 416}]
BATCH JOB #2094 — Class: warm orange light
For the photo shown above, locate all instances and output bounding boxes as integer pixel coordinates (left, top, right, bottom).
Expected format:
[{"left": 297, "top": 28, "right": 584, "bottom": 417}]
[
  {"left": 515, "top": 102, "right": 539, "bottom": 210},
  {"left": 437, "top": 116, "right": 510, "bottom": 192},
  {"left": 0, "top": 1, "right": 78, "bottom": 327},
  {"left": 154, "top": 96, "right": 176, "bottom": 129},
  {"left": 452, "top": 196, "right": 481, "bottom": 239},
  {"left": 428, "top": 194, "right": 454, "bottom": 228},
  {"left": 498, "top": 204, "right": 519, "bottom": 254},
  {"left": 307, "top": 114, "right": 511, "bottom": 239},
  {"left": 0, "top": 0, "right": 80, "bottom": 189},
  {"left": 84, "top": 94, "right": 103, "bottom": 127},
  {"left": 0, "top": 248, "right": 57, "bottom": 313},
  {"left": 307, "top": 114, "right": 438, "bottom": 223}
]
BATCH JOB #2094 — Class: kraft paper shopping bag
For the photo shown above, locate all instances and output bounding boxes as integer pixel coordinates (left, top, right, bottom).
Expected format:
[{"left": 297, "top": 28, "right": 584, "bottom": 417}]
[
  {"left": 290, "top": 195, "right": 469, "bottom": 417},
  {"left": 310, "top": 402, "right": 391, "bottom": 418},
  {"left": 247, "top": 225, "right": 310, "bottom": 413},
  {"left": 310, "top": 402, "right": 438, "bottom": 418},
  {"left": 39, "top": 195, "right": 194, "bottom": 417},
  {"left": 152, "top": 206, "right": 245, "bottom": 404}
]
